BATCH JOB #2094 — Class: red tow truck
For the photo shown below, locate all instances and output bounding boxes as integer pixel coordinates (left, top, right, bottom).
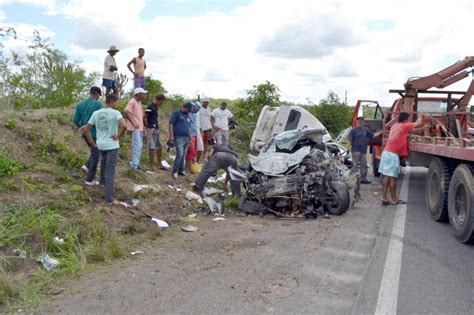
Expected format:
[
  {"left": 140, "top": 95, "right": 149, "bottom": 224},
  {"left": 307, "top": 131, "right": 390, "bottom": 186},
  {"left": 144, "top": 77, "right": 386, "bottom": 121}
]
[{"left": 353, "top": 57, "right": 474, "bottom": 243}]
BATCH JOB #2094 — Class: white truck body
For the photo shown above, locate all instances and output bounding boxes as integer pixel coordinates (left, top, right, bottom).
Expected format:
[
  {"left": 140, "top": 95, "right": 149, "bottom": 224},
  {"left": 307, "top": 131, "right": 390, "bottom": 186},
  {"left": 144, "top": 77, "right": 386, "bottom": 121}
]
[{"left": 249, "top": 105, "right": 332, "bottom": 152}]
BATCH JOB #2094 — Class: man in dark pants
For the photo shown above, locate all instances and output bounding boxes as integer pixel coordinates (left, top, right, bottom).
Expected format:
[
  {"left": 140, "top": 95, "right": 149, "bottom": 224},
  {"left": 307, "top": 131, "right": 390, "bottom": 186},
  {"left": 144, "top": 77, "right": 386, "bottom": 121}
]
[
  {"left": 192, "top": 145, "right": 241, "bottom": 196},
  {"left": 348, "top": 117, "right": 382, "bottom": 184},
  {"left": 84, "top": 94, "right": 128, "bottom": 205},
  {"left": 73, "top": 86, "right": 103, "bottom": 186}
]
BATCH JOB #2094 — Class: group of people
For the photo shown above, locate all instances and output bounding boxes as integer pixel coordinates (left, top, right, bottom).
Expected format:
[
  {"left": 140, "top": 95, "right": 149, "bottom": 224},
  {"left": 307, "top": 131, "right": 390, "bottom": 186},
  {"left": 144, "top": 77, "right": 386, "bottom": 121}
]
[
  {"left": 75, "top": 45, "right": 425, "bottom": 206},
  {"left": 348, "top": 113, "right": 428, "bottom": 206},
  {"left": 72, "top": 45, "right": 238, "bottom": 204}
]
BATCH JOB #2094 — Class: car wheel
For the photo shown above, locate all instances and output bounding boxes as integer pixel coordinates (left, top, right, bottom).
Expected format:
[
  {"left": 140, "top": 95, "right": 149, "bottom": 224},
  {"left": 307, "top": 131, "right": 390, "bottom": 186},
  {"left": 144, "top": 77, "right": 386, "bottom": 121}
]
[{"left": 324, "top": 181, "right": 350, "bottom": 215}]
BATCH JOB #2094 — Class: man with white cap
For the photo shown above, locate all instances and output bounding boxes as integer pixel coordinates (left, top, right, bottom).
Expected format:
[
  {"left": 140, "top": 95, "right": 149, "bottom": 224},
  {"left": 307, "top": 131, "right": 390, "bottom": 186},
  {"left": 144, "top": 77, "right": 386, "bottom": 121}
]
[
  {"left": 198, "top": 97, "right": 212, "bottom": 162},
  {"left": 102, "top": 45, "right": 119, "bottom": 96},
  {"left": 125, "top": 87, "right": 147, "bottom": 170}
]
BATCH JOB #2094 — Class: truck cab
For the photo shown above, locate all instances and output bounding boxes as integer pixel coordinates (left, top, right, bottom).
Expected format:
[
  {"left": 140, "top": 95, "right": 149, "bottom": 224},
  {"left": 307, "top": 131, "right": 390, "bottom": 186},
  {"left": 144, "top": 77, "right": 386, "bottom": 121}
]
[{"left": 249, "top": 105, "right": 332, "bottom": 152}]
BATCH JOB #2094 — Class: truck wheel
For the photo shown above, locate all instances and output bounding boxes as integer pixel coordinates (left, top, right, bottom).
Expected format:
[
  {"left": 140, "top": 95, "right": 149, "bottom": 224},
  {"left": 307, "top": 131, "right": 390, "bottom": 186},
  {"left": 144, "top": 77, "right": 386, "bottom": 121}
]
[
  {"left": 426, "top": 157, "right": 451, "bottom": 222},
  {"left": 448, "top": 164, "right": 474, "bottom": 244},
  {"left": 324, "top": 181, "right": 350, "bottom": 215},
  {"left": 372, "top": 153, "right": 380, "bottom": 177}
]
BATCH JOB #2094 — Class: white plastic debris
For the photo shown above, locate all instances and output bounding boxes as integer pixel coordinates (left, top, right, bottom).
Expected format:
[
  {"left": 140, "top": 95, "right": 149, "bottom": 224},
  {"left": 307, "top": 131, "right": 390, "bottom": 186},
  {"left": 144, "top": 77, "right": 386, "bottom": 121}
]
[
  {"left": 188, "top": 213, "right": 197, "bottom": 218},
  {"left": 168, "top": 185, "right": 182, "bottom": 192},
  {"left": 151, "top": 218, "right": 169, "bottom": 229},
  {"left": 133, "top": 184, "right": 161, "bottom": 193},
  {"left": 53, "top": 236, "right": 64, "bottom": 245},
  {"left": 146, "top": 170, "right": 155, "bottom": 174},
  {"left": 37, "top": 254, "right": 59, "bottom": 270},
  {"left": 131, "top": 199, "right": 140, "bottom": 206},
  {"left": 207, "top": 173, "right": 226, "bottom": 183},
  {"left": 130, "top": 251, "right": 144, "bottom": 255},
  {"left": 161, "top": 160, "right": 172, "bottom": 169},
  {"left": 119, "top": 201, "right": 131, "bottom": 208},
  {"left": 182, "top": 225, "right": 199, "bottom": 232},
  {"left": 213, "top": 217, "right": 226, "bottom": 221},
  {"left": 204, "top": 197, "right": 224, "bottom": 216},
  {"left": 186, "top": 191, "right": 203, "bottom": 204},
  {"left": 202, "top": 187, "right": 224, "bottom": 196}
]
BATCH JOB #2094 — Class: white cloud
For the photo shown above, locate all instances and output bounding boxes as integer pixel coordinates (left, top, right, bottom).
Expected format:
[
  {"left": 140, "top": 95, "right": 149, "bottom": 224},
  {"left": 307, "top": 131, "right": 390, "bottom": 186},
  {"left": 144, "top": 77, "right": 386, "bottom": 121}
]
[
  {"left": 0, "top": 10, "right": 5, "bottom": 22},
  {"left": 60, "top": 0, "right": 147, "bottom": 50},
  {"left": 257, "top": 13, "right": 362, "bottom": 59},
  {"left": 2, "top": 0, "right": 474, "bottom": 107}
]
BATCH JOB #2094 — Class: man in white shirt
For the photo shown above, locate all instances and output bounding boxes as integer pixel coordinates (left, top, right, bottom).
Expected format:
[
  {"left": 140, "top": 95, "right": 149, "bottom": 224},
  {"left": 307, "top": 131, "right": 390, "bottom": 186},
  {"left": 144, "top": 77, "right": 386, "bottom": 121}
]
[
  {"left": 211, "top": 101, "right": 233, "bottom": 146},
  {"left": 198, "top": 97, "right": 212, "bottom": 162},
  {"left": 102, "top": 45, "right": 119, "bottom": 96}
]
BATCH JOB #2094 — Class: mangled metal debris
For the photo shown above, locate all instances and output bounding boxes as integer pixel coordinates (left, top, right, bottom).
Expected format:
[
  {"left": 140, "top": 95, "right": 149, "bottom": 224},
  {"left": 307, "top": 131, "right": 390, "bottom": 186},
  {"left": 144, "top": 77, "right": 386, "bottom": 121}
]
[{"left": 239, "top": 128, "right": 353, "bottom": 218}]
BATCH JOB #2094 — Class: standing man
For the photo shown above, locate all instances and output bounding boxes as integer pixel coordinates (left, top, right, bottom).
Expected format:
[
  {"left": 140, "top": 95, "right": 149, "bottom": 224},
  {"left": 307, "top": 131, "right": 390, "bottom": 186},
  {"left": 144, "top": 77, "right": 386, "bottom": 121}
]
[
  {"left": 198, "top": 97, "right": 212, "bottom": 162},
  {"left": 348, "top": 117, "right": 382, "bottom": 184},
  {"left": 73, "top": 86, "right": 103, "bottom": 185},
  {"left": 145, "top": 94, "right": 167, "bottom": 171},
  {"left": 379, "top": 112, "right": 426, "bottom": 205},
  {"left": 83, "top": 94, "right": 128, "bottom": 205},
  {"left": 185, "top": 102, "right": 200, "bottom": 174},
  {"left": 125, "top": 87, "right": 147, "bottom": 170},
  {"left": 211, "top": 101, "right": 233, "bottom": 146},
  {"left": 127, "top": 48, "right": 147, "bottom": 89},
  {"left": 169, "top": 102, "right": 193, "bottom": 179},
  {"left": 102, "top": 45, "right": 119, "bottom": 96}
]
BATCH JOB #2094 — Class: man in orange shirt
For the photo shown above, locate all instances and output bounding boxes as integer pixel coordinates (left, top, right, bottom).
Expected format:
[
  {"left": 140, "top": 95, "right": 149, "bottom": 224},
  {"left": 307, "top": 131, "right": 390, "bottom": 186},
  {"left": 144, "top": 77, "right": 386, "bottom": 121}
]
[
  {"left": 379, "top": 112, "right": 426, "bottom": 205},
  {"left": 127, "top": 48, "right": 147, "bottom": 89}
]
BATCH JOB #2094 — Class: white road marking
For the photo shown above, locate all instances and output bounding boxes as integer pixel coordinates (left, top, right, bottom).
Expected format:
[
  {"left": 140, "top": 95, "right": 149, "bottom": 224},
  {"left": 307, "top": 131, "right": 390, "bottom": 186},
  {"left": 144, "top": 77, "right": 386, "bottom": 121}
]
[{"left": 375, "top": 167, "right": 411, "bottom": 315}]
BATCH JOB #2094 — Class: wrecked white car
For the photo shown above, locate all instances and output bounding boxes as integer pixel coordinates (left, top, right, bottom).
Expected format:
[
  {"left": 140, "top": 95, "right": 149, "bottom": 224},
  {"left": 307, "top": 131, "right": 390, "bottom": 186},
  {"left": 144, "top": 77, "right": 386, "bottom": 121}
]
[{"left": 238, "top": 128, "right": 352, "bottom": 218}]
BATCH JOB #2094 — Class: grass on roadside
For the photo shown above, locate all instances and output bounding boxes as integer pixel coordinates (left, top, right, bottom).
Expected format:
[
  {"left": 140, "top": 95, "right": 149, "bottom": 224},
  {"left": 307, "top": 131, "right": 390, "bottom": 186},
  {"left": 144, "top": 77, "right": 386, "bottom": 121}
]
[{"left": 0, "top": 203, "right": 129, "bottom": 309}]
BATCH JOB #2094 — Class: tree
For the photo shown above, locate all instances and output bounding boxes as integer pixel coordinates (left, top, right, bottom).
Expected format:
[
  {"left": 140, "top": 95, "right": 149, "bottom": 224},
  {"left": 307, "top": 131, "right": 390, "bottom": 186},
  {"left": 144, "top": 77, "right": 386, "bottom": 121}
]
[
  {"left": 234, "top": 80, "right": 280, "bottom": 119},
  {"left": 308, "top": 91, "right": 352, "bottom": 137},
  {"left": 0, "top": 30, "right": 99, "bottom": 108},
  {"left": 115, "top": 73, "right": 129, "bottom": 98}
]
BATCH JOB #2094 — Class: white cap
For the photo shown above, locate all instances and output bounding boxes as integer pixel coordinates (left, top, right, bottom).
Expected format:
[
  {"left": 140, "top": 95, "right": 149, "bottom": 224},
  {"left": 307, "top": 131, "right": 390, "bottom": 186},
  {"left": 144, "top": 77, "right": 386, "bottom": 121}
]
[
  {"left": 134, "top": 87, "right": 147, "bottom": 95},
  {"left": 202, "top": 97, "right": 209, "bottom": 102}
]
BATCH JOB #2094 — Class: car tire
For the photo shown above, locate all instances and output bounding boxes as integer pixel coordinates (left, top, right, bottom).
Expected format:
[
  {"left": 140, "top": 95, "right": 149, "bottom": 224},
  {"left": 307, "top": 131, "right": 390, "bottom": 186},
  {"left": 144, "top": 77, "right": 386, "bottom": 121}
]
[
  {"left": 239, "top": 195, "right": 268, "bottom": 215},
  {"left": 447, "top": 164, "right": 474, "bottom": 244},
  {"left": 324, "top": 181, "right": 350, "bottom": 215}
]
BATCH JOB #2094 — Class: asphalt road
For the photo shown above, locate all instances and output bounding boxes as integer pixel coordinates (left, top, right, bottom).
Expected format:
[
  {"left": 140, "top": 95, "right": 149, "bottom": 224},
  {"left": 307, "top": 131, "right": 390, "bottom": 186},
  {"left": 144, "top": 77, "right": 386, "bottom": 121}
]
[
  {"left": 39, "top": 168, "right": 473, "bottom": 314},
  {"left": 353, "top": 167, "right": 474, "bottom": 315}
]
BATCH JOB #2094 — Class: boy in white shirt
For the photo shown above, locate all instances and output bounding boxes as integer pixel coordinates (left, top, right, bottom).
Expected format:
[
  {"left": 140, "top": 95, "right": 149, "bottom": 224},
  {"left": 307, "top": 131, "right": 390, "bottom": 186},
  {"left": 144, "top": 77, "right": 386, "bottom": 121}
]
[{"left": 211, "top": 102, "right": 233, "bottom": 146}]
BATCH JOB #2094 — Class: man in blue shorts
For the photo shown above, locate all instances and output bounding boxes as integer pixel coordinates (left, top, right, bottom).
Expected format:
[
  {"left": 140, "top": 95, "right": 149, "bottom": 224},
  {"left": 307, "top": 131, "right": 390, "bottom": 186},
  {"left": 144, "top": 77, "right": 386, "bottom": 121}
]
[{"left": 102, "top": 45, "right": 119, "bottom": 96}]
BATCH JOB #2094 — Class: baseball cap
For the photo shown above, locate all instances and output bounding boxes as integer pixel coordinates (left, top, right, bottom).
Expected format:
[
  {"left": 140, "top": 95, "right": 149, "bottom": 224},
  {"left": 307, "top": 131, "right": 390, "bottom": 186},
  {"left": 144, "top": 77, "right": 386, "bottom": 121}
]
[
  {"left": 202, "top": 97, "right": 209, "bottom": 102},
  {"left": 184, "top": 102, "right": 194, "bottom": 110},
  {"left": 90, "top": 86, "right": 102, "bottom": 95},
  {"left": 193, "top": 101, "right": 202, "bottom": 110},
  {"left": 134, "top": 87, "right": 147, "bottom": 95}
]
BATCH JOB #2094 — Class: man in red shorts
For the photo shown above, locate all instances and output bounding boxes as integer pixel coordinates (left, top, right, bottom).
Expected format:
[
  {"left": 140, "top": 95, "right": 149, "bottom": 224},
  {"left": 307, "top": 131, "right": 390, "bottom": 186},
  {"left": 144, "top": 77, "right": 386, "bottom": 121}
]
[
  {"left": 379, "top": 111, "right": 427, "bottom": 205},
  {"left": 185, "top": 102, "right": 201, "bottom": 174},
  {"left": 199, "top": 97, "right": 213, "bottom": 162}
]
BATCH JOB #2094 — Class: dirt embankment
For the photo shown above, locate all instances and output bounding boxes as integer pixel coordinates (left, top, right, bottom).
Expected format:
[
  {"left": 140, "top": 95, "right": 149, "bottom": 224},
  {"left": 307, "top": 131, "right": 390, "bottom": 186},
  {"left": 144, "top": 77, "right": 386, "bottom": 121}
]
[{"left": 0, "top": 106, "right": 220, "bottom": 310}]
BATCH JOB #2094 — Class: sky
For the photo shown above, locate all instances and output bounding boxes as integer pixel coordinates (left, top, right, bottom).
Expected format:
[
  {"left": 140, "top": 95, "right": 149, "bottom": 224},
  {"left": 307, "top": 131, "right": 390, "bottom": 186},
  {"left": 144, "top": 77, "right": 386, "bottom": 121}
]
[{"left": 1, "top": 0, "right": 473, "bottom": 106}]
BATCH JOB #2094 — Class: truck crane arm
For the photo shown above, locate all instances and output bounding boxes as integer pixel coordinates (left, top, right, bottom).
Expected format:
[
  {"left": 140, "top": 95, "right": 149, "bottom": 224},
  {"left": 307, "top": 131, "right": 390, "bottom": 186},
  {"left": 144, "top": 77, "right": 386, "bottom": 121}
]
[{"left": 403, "top": 56, "right": 474, "bottom": 111}]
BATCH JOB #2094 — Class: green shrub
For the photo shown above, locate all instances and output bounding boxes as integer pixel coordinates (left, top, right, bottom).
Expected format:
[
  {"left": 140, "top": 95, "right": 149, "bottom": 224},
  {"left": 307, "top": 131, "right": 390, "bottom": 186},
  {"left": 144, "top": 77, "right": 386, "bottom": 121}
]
[
  {"left": 4, "top": 119, "right": 17, "bottom": 130},
  {"left": 0, "top": 154, "right": 23, "bottom": 177}
]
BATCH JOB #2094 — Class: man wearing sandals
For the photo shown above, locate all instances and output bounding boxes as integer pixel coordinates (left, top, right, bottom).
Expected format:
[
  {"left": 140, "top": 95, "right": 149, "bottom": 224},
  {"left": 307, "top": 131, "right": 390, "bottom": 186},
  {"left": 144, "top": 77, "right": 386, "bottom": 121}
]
[{"left": 379, "top": 112, "right": 426, "bottom": 205}]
